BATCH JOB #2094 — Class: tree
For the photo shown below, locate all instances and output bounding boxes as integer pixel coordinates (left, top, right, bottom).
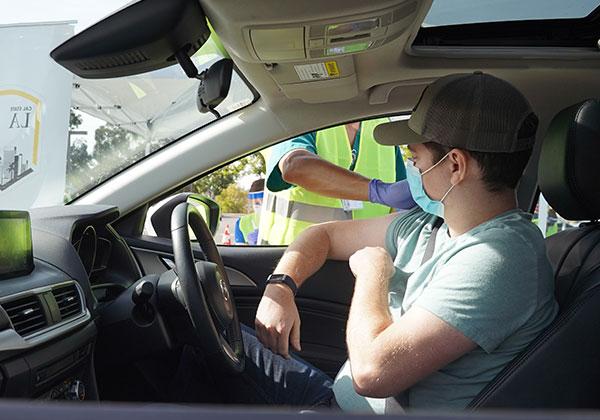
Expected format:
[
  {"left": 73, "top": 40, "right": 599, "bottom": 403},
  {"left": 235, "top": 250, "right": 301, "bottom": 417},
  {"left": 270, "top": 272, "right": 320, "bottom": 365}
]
[
  {"left": 67, "top": 140, "right": 92, "bottom": 174},
  {"left": 241, "top": 152, "right": 265, "bottom": 176},
  {"left": 65, "top": 110, "right": 94, "bottom": 202},
  {"left": 191, "top": 152, "right": 266, "bottom": 198},
  {"left": 215, "top": 184, "right": 248, "bottom": 213},
  {"left": 69, "top": 110, "right": 82, "bottom": 129},
  {"left": 92, "top": 124, "right": 143, "bottom": 179},
  {"left": 67, "top": 110, "right": 90, "bottom": 174}
]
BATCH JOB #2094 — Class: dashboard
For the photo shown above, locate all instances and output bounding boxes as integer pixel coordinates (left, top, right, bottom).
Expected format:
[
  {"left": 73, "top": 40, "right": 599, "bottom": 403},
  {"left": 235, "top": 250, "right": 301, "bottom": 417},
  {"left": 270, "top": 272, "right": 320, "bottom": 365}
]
[{"left": 0, "top": 204, "right": 142, "bottom": 401}]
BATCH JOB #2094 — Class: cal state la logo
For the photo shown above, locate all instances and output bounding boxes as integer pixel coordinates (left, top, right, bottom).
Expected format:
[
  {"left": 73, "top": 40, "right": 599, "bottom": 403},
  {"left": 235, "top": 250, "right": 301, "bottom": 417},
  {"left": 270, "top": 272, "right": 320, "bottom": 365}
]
[{"left": 0, "top": 89, "right": 41, "bottom": 191}]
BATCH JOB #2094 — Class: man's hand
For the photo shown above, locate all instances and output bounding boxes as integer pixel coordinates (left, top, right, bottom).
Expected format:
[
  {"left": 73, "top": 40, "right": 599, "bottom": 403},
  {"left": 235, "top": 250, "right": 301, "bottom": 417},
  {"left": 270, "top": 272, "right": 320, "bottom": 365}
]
[
  {"left": 349, "top": 246, "right": 395, "bottom": 284},
  {"left": 255, "top": 283, "right": 301, "bottom": 358},
  {"left": 369, "top": 179, "right": 416, "bottom": 210}
]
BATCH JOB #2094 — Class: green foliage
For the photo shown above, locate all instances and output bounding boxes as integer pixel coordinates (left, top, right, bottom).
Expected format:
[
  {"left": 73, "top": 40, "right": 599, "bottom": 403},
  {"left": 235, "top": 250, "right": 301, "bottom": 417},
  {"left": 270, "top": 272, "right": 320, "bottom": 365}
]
[
  {"left": 242, "top": 153, "right": 266, "bottom": 176},
  {"left": 69, "top": 110, "right": 82, "bottom": 129},
  {"left": 191, "top": 152, "right": 265, "bottom": 198},
  {"left": 215, "top": 184, "right": 248, "bottom": 213},
  {"left": 93, "top": 124, "right": 143, "bottom": 173},
  {"left": 67, "top": 140, "right": 92, "bottom": 174},
  {"left": 65, "top": 111, "right": 93, "bottom": 202}
]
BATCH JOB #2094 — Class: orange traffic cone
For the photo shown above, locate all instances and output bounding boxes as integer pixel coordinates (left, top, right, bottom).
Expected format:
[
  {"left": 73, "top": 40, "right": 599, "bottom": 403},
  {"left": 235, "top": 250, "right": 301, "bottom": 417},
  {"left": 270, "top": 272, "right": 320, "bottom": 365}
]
[{"left": 222, "top": 224, "right": 232, "bottom": 245}]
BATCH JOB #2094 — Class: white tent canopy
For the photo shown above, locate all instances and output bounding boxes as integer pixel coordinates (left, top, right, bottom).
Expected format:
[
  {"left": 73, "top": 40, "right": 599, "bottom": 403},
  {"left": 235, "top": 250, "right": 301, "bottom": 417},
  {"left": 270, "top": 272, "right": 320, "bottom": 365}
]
[{"left": 70, "top": 53, "right": 253, "bottom": 143}]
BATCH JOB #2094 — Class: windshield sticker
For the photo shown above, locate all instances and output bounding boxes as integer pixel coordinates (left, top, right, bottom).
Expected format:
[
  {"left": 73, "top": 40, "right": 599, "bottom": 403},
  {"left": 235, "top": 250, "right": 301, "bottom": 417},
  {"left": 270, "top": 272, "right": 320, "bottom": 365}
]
[
  {"left": 294, "top": 61, "right": 340, "bottom": 81},
  {"left": 0, "top": 90, "right": 40, "bottom": 190}
]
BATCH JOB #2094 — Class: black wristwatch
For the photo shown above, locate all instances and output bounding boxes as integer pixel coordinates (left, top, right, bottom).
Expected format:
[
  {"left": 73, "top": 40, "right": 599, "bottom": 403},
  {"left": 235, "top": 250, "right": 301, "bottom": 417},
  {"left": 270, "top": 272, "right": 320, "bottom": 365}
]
[{"left": 266, "top": 274, "right": 298, "bottom": 296}]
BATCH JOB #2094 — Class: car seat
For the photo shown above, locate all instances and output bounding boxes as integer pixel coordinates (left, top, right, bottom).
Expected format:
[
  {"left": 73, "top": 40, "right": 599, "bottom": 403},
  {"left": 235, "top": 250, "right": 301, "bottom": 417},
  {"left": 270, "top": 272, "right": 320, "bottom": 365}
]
[{"left": 469, "top": 99, "right": 600, "bottom": 409}]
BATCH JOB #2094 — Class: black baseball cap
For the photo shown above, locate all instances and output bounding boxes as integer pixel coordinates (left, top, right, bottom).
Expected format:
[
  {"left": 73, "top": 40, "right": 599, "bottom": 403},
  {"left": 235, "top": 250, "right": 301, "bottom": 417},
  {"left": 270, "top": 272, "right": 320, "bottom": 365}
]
[{"left": 374, "top": 72, "right": 538, "bottom": 152}]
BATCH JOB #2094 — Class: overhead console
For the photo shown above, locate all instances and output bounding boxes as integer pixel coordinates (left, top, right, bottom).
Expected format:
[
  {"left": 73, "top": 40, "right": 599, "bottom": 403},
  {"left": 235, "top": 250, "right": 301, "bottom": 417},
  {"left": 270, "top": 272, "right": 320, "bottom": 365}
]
[
  {"left": 235, "top": 0, "right": 422, "bottom": 103},
  {"left": 247, "top": 1, "right": 418, "bottom": 62}
]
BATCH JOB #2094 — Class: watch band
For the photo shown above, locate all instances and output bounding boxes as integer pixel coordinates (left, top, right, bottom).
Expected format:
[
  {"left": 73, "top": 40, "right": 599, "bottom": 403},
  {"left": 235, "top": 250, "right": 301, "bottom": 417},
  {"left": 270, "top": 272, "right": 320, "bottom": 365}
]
[{"left": 266, "top": 274, "right": 298, "bottom": 296}]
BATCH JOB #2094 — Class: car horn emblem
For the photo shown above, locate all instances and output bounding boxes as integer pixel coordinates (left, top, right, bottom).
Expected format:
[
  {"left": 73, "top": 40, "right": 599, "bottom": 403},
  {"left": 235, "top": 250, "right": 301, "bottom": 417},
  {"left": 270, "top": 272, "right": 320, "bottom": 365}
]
[{"left": 216, "top": 270, "right": 229, "bottom": 303}]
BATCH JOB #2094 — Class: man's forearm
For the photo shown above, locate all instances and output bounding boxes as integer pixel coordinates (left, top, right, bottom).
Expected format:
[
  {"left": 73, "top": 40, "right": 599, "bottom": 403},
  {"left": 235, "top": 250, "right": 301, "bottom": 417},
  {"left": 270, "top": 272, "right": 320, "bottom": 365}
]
[
  {"left": 346, "top": 273, "right": 394, "bottom": 392},
  {"left": 272, "top": 224, "right": 332, "bottom": 287},
  {"left": 282, "top": 152, "right": 370, "bottom": 201}
]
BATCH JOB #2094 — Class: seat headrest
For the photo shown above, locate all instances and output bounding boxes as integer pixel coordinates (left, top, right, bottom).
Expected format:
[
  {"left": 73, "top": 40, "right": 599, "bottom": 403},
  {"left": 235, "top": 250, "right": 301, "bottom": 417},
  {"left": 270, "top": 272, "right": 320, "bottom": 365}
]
[{"left": 538, "top": 99, "right": 600, "bottom": 221}]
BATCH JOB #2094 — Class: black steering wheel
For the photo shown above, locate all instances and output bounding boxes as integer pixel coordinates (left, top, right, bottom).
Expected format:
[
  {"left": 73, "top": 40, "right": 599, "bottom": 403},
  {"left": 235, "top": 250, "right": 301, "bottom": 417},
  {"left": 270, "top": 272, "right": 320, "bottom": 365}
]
[{"left": 170, "top": 202, "right": 244, "bottom": 373}]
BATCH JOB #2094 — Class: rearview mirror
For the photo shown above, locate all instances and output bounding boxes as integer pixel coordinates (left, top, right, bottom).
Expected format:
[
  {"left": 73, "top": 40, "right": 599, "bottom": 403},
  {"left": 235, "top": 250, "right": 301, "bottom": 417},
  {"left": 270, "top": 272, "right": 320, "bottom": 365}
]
[
  {"left": 50, "top": 0, "right": 210, "bottom": 79},
  {"left": 151, "top": 193, "right": 220, "bottom": 238},
  {"left": 197, "top": 58, "right": 234, "bottom": 115}
]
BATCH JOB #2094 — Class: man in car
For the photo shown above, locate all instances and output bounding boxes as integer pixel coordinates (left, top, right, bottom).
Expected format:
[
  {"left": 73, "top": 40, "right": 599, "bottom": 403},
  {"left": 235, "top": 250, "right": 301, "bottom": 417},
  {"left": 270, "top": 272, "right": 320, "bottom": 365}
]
[
  {"left": 241, "top": 72, "right": 558, "bottom": 412},
  {"left": 257, "top": 118, "right": 416, "bottom": 245}
]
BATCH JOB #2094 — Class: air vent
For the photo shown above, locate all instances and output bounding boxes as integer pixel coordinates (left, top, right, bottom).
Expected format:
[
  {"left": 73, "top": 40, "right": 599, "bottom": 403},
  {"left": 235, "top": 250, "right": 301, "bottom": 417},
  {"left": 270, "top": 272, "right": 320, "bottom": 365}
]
[
  {"left": 52, "top": 284, "right": 82, "bottom": 321},
  {"left": 3, "top": 295, "right": 48, "bottom": 337},
  {"left": 76, "top": 50, "right": 149, "bottom": 71}
]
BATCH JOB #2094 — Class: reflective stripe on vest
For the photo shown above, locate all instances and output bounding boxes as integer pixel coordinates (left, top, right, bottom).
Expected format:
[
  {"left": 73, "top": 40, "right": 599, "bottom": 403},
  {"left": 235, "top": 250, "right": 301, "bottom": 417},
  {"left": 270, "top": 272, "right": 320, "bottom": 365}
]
[
  {"left": 264, "top": 192, "right": 351, "bottom": 224},
  {"left": 258, "top": 118, "right": 397, "bottom": 245}
]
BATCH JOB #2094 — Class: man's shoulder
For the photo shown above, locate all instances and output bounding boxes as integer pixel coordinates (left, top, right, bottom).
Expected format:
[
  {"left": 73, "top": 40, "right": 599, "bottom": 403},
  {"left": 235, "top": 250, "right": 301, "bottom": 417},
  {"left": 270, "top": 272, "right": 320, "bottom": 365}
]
[
  {"left": 440, "top": 211, "right": 550, "bottom": 292},
  {"left": 389, "top": 208, "right": 437, "bottom": 237},
  {"left": 465, "top": 210, "right": 545, "bottom": 259},
  {"left": 385, "top": 207, "right": 438, "bottom": 257}
]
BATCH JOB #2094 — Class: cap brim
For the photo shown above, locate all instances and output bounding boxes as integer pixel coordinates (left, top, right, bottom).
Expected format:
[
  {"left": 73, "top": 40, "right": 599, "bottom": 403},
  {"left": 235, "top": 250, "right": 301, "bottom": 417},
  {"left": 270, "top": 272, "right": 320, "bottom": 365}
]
[{"left": 373, "top": 119, "right": 429, "bottom": 146}]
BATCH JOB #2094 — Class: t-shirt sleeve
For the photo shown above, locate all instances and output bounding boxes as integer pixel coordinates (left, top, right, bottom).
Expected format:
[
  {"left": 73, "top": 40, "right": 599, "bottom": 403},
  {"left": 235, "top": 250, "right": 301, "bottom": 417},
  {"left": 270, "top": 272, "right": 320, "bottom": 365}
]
[
  {"left": 385, "top": 213, "right": 404, "bottom": 258},
  {"left": 265, "top": 132, "right": 317, "bottom": 192},
  {"left": 414, "top": 238, "right": 538, "bottom": 353},
  {"left": 394, "top": 146, "right": 407, "bottom": 182}
]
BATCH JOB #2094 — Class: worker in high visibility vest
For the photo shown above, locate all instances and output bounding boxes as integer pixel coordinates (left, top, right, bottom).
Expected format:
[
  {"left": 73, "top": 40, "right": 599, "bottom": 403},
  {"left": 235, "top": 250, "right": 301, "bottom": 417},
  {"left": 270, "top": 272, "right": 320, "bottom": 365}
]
[
  {"left": 235, "top": 178, "right": 264, "bottom": 245},
  {"left": 258, "top": 118, "right": 415, "bottom": 245}
]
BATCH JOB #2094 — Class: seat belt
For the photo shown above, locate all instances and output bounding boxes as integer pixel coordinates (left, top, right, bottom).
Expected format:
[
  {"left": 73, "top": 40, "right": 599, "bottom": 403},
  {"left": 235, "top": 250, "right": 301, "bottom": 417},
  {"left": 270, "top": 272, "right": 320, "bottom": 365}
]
[
  {"left": 394, "top": 216, "right": 443, "bottom": 409},
  {"left": 421, "top": 217, "right": 444, "bottom": 265}
]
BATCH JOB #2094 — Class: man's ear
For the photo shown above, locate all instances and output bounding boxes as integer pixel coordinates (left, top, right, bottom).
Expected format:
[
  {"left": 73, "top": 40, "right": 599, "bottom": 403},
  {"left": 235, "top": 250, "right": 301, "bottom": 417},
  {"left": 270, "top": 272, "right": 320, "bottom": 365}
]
[{"left": 448, "top": 149, "right": 469, "bottom": 185}]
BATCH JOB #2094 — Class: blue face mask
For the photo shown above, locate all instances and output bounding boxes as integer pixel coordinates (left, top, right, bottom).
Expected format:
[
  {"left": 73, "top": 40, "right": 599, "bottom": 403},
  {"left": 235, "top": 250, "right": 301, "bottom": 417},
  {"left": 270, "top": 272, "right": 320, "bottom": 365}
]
[{"left": 405, "top": 153, "right": 455, "bottom": 218}]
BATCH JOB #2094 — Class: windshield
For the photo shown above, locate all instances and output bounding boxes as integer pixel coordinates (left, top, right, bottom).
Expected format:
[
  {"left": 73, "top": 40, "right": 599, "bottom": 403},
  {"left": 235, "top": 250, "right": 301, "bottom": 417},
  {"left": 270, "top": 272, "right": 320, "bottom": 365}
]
[
  {"left": 424, "top": 0, "right": 600, "bottom": 27},
  {"left": 2, "top": 1, "right": 255, "bottom": 209}
]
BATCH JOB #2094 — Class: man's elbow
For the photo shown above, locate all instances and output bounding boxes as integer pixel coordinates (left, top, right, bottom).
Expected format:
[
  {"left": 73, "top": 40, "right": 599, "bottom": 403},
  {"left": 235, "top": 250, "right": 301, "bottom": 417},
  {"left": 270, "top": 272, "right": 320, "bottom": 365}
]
[
  {"left": 351, "top": 363, "right": 409, "bottom": 398},
  {"left": 280, "top": 152, "right": 311, "bottom": 185}
]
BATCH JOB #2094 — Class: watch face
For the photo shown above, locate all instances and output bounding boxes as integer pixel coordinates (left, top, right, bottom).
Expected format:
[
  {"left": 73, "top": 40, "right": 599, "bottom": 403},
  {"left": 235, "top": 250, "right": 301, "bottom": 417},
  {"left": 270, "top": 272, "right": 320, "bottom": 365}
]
[{"left": 267, "top": 274, "right": 297, "bottom": 294}]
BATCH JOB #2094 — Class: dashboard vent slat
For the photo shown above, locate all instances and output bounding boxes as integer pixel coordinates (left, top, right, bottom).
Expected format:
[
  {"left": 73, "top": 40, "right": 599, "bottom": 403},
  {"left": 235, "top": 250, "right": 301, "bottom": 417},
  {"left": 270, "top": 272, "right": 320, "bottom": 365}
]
[
  {"left": 3, "top": 295, "right": 48, "bottom": 337},
  {"left": 52, "top": 284, "right": 83, "bottom": 322}
]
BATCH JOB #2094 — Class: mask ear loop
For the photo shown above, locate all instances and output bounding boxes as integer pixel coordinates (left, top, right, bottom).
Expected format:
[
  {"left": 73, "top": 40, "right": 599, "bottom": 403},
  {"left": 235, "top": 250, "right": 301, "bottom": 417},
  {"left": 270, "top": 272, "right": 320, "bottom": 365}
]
[
  {"left": 421, "top": 151, "right": 451, "bottom": 176},
  {"left": 422, "top": 151, "right": 455, "bottom": 203},
  {"left": 440, "top": 183, "right": 456, "bottom": 203}
]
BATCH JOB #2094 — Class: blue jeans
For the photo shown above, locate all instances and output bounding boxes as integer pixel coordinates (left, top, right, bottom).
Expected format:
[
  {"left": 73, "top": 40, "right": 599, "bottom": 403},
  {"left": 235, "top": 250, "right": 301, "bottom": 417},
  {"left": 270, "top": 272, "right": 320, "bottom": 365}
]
[{"left": 229, "top": 325, "right": 335, "bottom": 408}]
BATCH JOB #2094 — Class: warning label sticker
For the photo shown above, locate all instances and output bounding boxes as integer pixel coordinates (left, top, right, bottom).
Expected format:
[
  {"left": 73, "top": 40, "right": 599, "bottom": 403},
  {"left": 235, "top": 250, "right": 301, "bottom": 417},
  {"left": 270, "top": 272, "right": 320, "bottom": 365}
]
[
  {"left": 294, "top": 61, "right": 340, "bottom": 81},
  {"left": 324, "top": 61, "right": 340, "bottom": 77}
]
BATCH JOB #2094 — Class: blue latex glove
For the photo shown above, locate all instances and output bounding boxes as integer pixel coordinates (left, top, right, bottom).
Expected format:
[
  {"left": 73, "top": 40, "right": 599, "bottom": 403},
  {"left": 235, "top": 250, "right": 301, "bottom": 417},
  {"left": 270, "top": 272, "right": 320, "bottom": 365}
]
[
  {"left": 368, "top": 179, "right": 416, "bottom": 210},
  {"left": 246, "top": 229, "right": 259, "bottom": 245}
]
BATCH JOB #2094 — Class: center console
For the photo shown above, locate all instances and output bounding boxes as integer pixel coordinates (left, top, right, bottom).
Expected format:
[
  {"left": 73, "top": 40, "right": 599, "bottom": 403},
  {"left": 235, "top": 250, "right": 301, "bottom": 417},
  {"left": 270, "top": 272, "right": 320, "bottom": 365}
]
[
  {"left": 0, "top": 210, "right": 98, "bottom": 401},
  {"left": 1, "top": 321, "right": 97, "bottom": 400}
]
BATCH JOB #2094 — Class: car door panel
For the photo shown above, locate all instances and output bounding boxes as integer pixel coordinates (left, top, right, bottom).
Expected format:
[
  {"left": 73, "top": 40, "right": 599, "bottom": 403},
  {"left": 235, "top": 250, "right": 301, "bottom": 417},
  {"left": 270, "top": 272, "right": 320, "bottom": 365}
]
[{"left": 124, "top": 236, "right": 353, "bottom": 377}]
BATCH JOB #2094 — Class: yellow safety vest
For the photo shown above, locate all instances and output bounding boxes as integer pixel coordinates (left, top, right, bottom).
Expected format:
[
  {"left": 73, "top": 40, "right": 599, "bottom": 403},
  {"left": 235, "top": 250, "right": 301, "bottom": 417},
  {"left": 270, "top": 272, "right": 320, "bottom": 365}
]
[
  {"left": 258, "top": 118, "right": 397, "bottom": 245},
  {"left": 238, "top": 212, "right": 260, "bottom": 243}
]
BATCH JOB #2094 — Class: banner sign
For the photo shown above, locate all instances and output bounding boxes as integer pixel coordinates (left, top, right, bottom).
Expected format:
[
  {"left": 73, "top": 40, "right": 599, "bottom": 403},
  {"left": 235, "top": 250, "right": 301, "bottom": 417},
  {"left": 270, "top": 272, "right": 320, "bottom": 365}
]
[{"left": 0, "top": 22, "right": 74, "bottom": 209}]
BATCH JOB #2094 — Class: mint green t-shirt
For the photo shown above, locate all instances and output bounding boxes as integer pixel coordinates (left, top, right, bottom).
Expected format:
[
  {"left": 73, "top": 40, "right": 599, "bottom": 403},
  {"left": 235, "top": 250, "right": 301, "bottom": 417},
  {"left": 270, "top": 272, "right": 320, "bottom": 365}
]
[{"left": 333, "top": 207, "right": 558, "bottom": 413}]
